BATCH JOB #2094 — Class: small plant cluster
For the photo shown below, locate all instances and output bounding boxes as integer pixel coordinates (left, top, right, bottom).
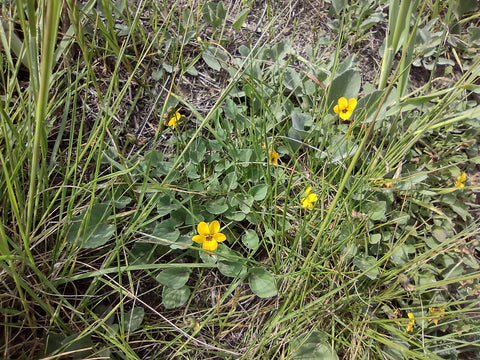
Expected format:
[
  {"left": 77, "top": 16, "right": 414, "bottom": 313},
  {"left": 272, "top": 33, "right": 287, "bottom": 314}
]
[{"left": 0, "top": 0, "right": 479, "bottom": 359}]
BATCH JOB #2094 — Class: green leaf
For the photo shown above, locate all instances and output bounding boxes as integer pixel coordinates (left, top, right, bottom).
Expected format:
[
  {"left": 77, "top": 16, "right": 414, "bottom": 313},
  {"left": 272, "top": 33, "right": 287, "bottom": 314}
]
[
  {"left": 336, "top": 54, "right": 358, "bottom": 75},
  {"left": 150, "top": 219, "right": 180, "bottom": 244},
  {"left": 202, "top": 50, "right": 221, "bottom": 71},
  {"left": 248, "top": 268, "right": 277, "bottom": 298},
  {"left": 238, "top": 194, "right": 254, "bottom": 213},
  {"left": 292, "top": 110, "right": 313, "bottom": 132},
  {"left": 324, "top": 133, "right": 358, "bottom": 163},
  {"left": 162, "top": 285, "right": 191, "bottom": 309},
  {"left": 224, "top": 208, "right": 246, "bottom": 221},
  {"left": 223, "top": 171, "right": 238, "bottom": 191},
  {"left": 249, "top": 184, "right": 268, "bottom": 201},
  {"left": 353, "top": 256, "right": 380, "bottom": 280},
  {"left": 157, "top": 195, "right": 180, "bottom": 217},
  {"left": 396, "top": 173, "right": 430, "bottom": 191},
  {"left": 293, "top": 331, "right": 339, "bottom": 360},
  {"left": 468, "top": 26, "right": 480, "bottom": 45},
  {"left": 218, "top": 255, "right": 247, "bottom": 277},
  {"left": 189, "top": 140, "right": 207, "bottom": 164},
  {"left": 203, "top": 46, "right": 229, "bottom": 72},
  {"left": 85, "top": 223, "right": 116, "bottom": 248},
  {"left": 156, "top": 268, "right": 191, "bottom": 289},
  {"left": 115, "top": 196, "right": 131, "bottom": 209},
  {"left": 284, "top": 67, "right": 302, "bottom": 92},
  {"left": 369, "top": 233, "right": 382, "bottom": 244},
  {"left": 202, "top": 1, "right": 226, "bottom": 28},
  {"left": 186, "top": 65, "right": 198, "bottom": 76},
  {"left": 370, "top": 201, "right": 387, "bottom": 222},
  {"left": 432, "top": 227, "right": 448, "bottom": 242},
  {"left": 206, "top": 197, "right": 229, "bottom": 214},
  {"left": 122, "top": 307, "right": 144, "bottom": 333},
  {"left": 128, "top": 242, "right": 154, "bottom": 265},
  {"left": 269, "top": 39, "right": 292, "bottom": 61},
  {"left": 61, "top": 333, "right": 94, "bottom": 359},
  {"left": 242, "top": 229, "right": 259, "bottom": 251},
  {"left": 391, "top": 245, "right": 411, "bottom": 266},
  {"left": 170, "top": 235, "right": 194, "bottom": 250},
  {"left": 199, "top": 249, "right": 218, "bottom": 264},
  {"left": 453, "top": 0, "right": 478, "bottom": 18},
  {"left": 67, "top": 220, "right": 115, "bottom": 249},
  {"left": 327, "top": 69, "right": 361, "bottom": 111},
  {"left": 331, "top": 0, "right": 347, "bottom": 15},
  {"left": 448, "top": 201, "right": 468, "bottom": 221},
  {"left": 233, "top": 8, "right": 250, "bottom": 32},
  {"left": 237, "top": 148, "right": 253, "bottom": 163},
  {"left": 355, "top": 88, "right": 396, "bottom": 124}
]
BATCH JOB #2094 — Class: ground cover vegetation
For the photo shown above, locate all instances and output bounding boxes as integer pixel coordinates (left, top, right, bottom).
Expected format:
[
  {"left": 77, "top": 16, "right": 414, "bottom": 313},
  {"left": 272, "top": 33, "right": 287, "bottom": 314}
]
[{"left": 1, "top": 0, "right": 480, "bottom": 358}]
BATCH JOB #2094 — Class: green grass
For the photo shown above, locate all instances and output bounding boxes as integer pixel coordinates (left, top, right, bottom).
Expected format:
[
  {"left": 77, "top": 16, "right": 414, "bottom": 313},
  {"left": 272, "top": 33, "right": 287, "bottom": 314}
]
[{"left": 1, "top": 0, "right": 480, "bottom": 359}]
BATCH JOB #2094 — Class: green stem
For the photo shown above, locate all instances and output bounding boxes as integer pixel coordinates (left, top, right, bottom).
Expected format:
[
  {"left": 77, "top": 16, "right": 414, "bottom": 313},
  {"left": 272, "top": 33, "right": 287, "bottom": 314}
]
[
  {"left": 378, "top": 0, "right": 412, "bottom": 90},
  {"left": 25, "top": 1, "right": 62, "bottom": 260},
  {"left": 0, "top": 222, "right": 34, "bottom": 326}
]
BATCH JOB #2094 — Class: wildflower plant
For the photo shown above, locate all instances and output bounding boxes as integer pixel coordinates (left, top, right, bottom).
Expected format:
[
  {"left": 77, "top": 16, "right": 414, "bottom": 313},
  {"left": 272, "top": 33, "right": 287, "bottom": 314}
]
[
  {"left": 1, "top": 0, "right": 479, "bottom": 359},
  {"left": 333, "top": 97, "right": 357, "bottom": 120},
  {"left": 406, "top": 313, "right": 415, "bottom": 333},
  {"left": 429, "top": 307, "right": 446, "bottom": 326},
  {"left": 269, "top": 148, "right": 280, "bottom": 165},
  {"left": 168, "top": 110, "right": 182, "bottom": 129},
  {"left": 455, "top": 172, "right": 467, "bottom": 188},
  {"left": 301, "top": 187, "right": 318, "bottom": 210},
  {"left": 192, "top": 220, "right": 226, "bottom": 251}
]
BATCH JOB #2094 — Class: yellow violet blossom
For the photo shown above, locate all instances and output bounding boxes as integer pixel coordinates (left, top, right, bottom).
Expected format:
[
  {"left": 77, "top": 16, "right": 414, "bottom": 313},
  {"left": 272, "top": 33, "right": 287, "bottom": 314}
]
[
  {"left": 406, "top": 312, "right": 415, "bottom": 332},
  {"left": 269, "top": 148, "right": 280, "bottom": 165},
  {"left": 455, "top": 172, "right": 466, "bottom": 188},
  {"left": 192, "top": 220, "right": 226, "bottom": 251},
  {"left": 301, "top": 187, "right": 318, "bottom": 209},
  {"left": 168, "top": 110, "right": 182, "bottom": 129},
  {"left": 429, "top": 307, "right": 445, "bottom": 325},
  {"left": 334, "top": 97, "right": 357, "bottom": 120}
]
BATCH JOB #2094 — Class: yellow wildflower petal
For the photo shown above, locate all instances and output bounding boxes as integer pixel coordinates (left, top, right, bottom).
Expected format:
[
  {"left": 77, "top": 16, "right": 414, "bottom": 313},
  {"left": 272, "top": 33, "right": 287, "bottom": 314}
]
[
  {"left": 302, "top": 198, "right": 313, "bottom": 209},
  {"left": 455, "top": 172, "right": 466, "bottom": 188},
  {"left": 301, "top": 188, "right": 317, "bottom": 209},
  {"left": 333, "top": 104, "right": 340, "bottom": 114},
  {"left": 209, "top": 220, "right": 220, "bottom": 234},
  {"left": 213, "top": 232, "right": 226, "bottom": 243},
  {"left": 203, "top": 238, "right": 218, "bottom": 251},
  {"left": 269, "top": 149, "right": 280, "bottom": 165},
  {"left": 192, "top": 234, "right": 205, "bottom": 244},
  {"left": 197, "top": 222, "right": 210, "bottom": 236},
  {"left": 406, "top": 312, "right": 415, "bottom": 332},
  {"left": 338, "top": 97, "right": 348, "bottom": 108},
  {"left": 168, "top": 117, "right": 177, "bottom": 129},
  {"left": 347, "top": 98, "right": 357, "bottom": 111},
  {"left": 168, "top": 111, "right": 181, "bottom": 129},
  {"left": 339, "top": 109, "right": 352, "bottom": 121}
]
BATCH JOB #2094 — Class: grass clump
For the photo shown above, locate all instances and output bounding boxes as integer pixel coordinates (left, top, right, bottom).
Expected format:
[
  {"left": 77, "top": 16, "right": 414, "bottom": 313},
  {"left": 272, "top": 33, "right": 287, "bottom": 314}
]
[{"left": 1, "top": 0, "right": 479, "bottom": 359}]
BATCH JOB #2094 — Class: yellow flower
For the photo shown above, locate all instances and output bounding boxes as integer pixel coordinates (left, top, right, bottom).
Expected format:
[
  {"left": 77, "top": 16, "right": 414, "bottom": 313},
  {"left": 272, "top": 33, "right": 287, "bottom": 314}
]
[
  {"left": 192, "top": 220, "right": 226, "bottom": 251},
  {"left": 406, "top": 312, "right": 415, "bottom": 332},
  {"left": 301, "top": 187, "right": 318, "bottom": 209},
  {"left": 269, "top": 148, "right": 280, "bottom": 165},
  {"left": 333, "top": 97, "right": 357, "bottom": 120},
  {"left": 168, "top": 110, "right": 181, "bottom": 129},
  {"left": 429, "top": 307, "right": 445, "bottom": 325},
  {"left": 454, "top": 172, "right": 466, "bottom": 188}
]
